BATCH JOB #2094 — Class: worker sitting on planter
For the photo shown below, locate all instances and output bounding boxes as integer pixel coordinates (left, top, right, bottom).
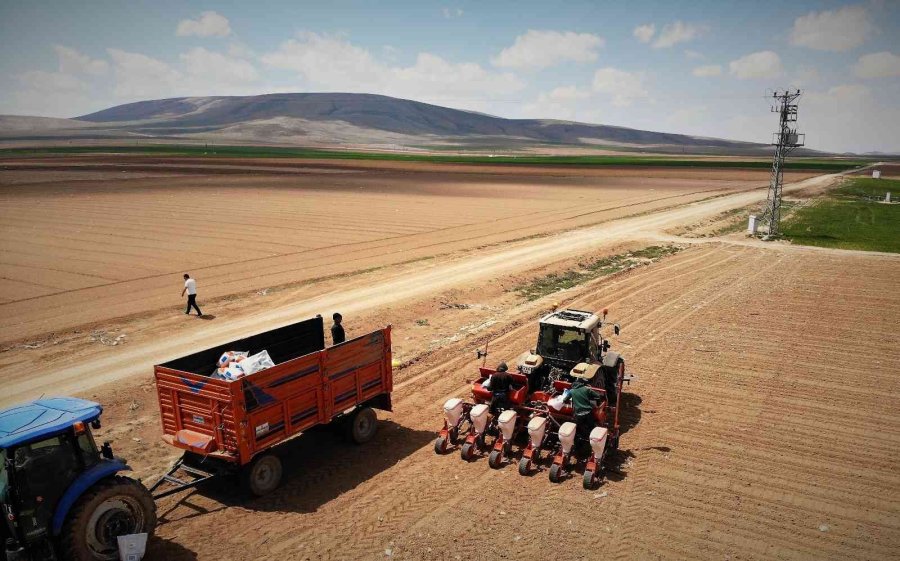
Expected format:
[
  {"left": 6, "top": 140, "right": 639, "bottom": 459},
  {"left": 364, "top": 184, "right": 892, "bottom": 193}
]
[
  {"left": 565, "top": 371, "right": 603, "bottom": 440},
  {"left": 487, "top": 362, "right": 512, "bottom": 415}
]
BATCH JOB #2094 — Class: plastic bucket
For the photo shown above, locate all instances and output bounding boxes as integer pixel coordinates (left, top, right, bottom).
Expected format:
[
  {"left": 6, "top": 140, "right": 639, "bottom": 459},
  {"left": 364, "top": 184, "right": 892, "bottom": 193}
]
[{"left": 117, "top": 533, "right": 148, "bottom": 561}]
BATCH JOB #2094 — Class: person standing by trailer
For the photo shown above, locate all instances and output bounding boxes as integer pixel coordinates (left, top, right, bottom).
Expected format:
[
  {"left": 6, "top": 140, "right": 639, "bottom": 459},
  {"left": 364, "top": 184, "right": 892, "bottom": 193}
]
[
  {"left": 181, "top": 273, "right": 203, "bottom": 316},
  {"left": 331, "top": 312, "right": 345, "bottom": 344}
]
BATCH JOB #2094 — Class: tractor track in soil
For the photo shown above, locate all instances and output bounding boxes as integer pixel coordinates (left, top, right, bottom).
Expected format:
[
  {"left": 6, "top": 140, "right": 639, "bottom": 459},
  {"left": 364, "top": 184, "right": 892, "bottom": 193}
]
[{"left": 142, "top": 243, "right": 899, "bottom": 560}]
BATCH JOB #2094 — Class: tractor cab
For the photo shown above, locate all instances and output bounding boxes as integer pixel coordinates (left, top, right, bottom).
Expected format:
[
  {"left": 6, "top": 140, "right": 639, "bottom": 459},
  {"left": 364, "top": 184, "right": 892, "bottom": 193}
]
[
  {"left": 519, "top": 309, "right": 621, "bottom": 394},
  {"left": 0, "top": 397, "right": 155, "bottom": 561}
]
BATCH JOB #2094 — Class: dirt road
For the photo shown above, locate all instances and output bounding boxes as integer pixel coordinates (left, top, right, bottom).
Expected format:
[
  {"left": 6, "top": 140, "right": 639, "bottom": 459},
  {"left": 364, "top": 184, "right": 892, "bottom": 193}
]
[{"left": 0, "top": 172, "right": 838, "bottom": 406}]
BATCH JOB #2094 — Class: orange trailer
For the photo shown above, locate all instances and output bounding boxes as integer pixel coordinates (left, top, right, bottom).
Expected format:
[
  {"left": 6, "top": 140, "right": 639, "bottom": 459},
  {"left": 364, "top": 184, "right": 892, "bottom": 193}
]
[{"left": 150, "top": 316, "right": 392, "bottom": 497}]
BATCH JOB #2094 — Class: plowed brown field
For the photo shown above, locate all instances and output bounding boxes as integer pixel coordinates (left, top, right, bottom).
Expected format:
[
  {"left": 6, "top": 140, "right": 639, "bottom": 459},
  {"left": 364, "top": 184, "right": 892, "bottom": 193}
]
[
  {"left": 87, "top": 243, "right": 898, "bottom": 561},
  {"left": 0, "top": 156, "right": 813, "bottom": 343},
  {"left": 2, "top": 156, "right": 896, "bottom": 560}
]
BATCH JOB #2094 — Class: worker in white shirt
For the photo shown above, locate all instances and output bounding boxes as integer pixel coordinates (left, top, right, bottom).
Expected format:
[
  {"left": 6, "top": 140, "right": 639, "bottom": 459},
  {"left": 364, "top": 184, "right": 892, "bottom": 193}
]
[{"left": 181, "top": 273, "right": 203, "bottom": 316}]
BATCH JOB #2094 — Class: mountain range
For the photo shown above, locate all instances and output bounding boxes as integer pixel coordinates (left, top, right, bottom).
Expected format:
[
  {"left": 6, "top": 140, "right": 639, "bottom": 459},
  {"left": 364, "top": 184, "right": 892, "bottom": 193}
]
[{"left": 1, "top": 92, "right": 774, "bottom": 154}]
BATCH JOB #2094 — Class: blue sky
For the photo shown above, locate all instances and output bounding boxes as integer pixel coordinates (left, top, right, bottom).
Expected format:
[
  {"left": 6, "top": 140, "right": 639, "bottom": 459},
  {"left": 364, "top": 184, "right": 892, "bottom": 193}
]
[{"left": 1, "top": 0, "right": 898, "bottom": 152}]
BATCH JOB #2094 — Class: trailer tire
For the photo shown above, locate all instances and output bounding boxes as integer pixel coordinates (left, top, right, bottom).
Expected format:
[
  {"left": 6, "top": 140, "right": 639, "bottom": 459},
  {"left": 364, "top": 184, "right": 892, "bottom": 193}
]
[
  {"left": 434, "top": 435, "right": 449, "bottom": 455},
  {"left": 60, "top": 475, "right": 156, "bottom": 561},
  {"left": 243, "top": 453, "right": 283, "bottom": 497},
  {"left": 549, "top": 463, "right": 564, "bottom": 483},
  {"left": 347, "top": 407, "right": 378, "bottom": 444},
  {"left": 518, "top": 457, "right": 531, "bottom": 476},
  {"left": 488, "top": 449, "right": 503, "bottom": 469}
]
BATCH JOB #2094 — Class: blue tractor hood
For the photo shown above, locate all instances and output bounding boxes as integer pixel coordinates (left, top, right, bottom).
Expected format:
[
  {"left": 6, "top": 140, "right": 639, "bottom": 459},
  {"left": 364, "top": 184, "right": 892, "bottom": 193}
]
[{"left": 0, "top": 397, "right": 102, "bottom": 449}]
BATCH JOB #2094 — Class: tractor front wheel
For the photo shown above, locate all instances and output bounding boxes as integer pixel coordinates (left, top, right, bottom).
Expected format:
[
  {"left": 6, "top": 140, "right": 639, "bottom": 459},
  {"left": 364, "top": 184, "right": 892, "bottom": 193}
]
[{"left": 61, "top": 476, "right": 156, "bottom": 561}]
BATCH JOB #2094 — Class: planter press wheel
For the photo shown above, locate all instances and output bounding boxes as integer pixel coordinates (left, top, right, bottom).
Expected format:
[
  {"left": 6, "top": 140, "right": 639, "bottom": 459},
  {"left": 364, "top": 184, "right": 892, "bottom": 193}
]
[
  {"left": 488, "top": 448, "right": 504, "bottom": 469},
  {"left": 549, "top": 463, "right": 564, "bottom": 483}
]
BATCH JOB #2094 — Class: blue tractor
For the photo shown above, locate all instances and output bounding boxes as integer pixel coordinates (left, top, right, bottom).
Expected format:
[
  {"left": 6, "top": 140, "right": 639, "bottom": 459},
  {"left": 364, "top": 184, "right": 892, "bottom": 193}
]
[{"left": 0, "top": 398, "right": 156, "bottom": 560}]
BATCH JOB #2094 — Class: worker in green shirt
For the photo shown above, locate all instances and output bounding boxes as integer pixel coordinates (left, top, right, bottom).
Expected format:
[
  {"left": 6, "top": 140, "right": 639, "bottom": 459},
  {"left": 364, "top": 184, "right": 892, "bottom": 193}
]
[{"left": 565, "top": 372, "right": 603, "bottom": 439}]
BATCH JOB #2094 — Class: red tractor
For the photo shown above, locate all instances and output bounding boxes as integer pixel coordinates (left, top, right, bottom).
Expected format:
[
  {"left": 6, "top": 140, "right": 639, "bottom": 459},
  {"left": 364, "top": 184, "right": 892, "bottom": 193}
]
[{"left": 434, "top": 309, "right": 632, "bottom": 489}]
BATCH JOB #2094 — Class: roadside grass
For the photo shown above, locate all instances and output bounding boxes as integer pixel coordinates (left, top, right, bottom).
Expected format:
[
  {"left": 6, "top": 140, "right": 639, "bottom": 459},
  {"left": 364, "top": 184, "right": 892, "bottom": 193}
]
[
  {"left": 781, "top": 177, "right": 900, "bottom": 253},
  {"left": 0, "top": 144, "right": 868, "bottom": 171},
  {"left": 515, "top": 245, "right": 681, "bottom": 301}
]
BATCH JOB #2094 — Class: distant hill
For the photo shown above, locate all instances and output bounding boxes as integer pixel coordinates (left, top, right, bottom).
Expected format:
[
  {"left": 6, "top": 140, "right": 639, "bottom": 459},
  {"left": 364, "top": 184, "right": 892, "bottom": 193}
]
[{"left": 2, "top": 92, "right": 774, "bottom": 154}]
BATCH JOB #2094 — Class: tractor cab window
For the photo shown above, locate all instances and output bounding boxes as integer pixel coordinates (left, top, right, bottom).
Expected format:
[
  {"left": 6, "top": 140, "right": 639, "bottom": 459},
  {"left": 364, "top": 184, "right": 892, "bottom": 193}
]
[
  {"left": 12, "top": 434, "right": 82, "bottom": 539},
  {"left": 537, "top": 325, "right": 588, "bottom": 362},
  {"left": 589, "top": 330, "right": 600, "bottom": 361}
]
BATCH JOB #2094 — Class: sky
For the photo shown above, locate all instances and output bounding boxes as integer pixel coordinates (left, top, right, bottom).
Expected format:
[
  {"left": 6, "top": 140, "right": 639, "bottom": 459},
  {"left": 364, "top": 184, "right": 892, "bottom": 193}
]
[{"left": 1, "top": 0, "right": 898, "bottom": 153}]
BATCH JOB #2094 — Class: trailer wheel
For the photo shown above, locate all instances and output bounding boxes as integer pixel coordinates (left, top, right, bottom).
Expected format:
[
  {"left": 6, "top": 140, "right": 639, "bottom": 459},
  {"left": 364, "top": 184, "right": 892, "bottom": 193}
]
[
  {"left": 582, "top": 470, "right": 596, "bottom": 490},
  {"left": 488, "top": 449, "right": 503, "bottom": 469},
  {"left": 434, "top": 435, "right": 449, "bottom": 455},
  {"left": 347, "top": 407, "right": 378, "bottom": 444},
  {"left": 460, "top": 442, "right": 476, "bottom": 462},
  {"left": 518, "top": 457, "right": 531, "bottom": 476},
  {"left": 243, "top": 453, "right": 283, "bottom": 497},
  {"left": 549, "top": 463, "right": 564, "bottom": 483},
  {"left": 60, "top": 476, "right": 156, "bottom": 561}
]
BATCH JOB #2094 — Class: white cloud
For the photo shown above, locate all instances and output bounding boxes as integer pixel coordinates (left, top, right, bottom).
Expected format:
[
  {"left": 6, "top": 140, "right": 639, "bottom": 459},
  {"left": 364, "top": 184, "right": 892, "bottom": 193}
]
[
  {"left": 442, "top": 7, "right": 463, "bottom": 19},
  {"left": 491, "top": 30, "right": 604, "bottom": 70},
  {"left": 227, "top": 42, "right": 256, "bottom": 59},
  {"left": 180, "top": 47, "right": 259, "bottom": 85},
  {"left": 653, "top": 21, "right": 705, "bottom": 49},
  {"left": 592, "top": 67, "right": 649, "bottom": 107},
  {"left": 789, "top": 5, "right": 873, "bottom": 52},
  {"left": 633, "top": 24, "right": 655, "bottom": 44},
  {"left": 692, "top": 64, "right": 721, "bottom": 77},
  {"left": 666, "top": 106, "right": 707, "bottom": 131},
  {"left": 522, "top": 86, "right": 592, "bottom": 120},
  {"left": 176, "top": 11, "right": 232, "bottom": 38},
  {"left": 803, "top": 84, "right": 900, "bottom": 153},
  {"left": 54, "top": 45, "right": 108, "bottom": 76},
  {"left": 853, "top": 52, "right": 900, "bottom": 79},
  {"left": 685, "top": 49, "right": 704, "bottom": 60},
  {"left": 729, "top": 51, "right": 783, "bottom": 79},
  {"left": 108, "top": 49, "right": 183, "bottom": 99},
  {"left": 18, "top": 70, "right": 86, "bottom": 93},
  {"left": 261, "top": 32, "right": 524, "bottom": 106},
  {"left": 545, "top": 85, "right": 591, "bottom": 102}
]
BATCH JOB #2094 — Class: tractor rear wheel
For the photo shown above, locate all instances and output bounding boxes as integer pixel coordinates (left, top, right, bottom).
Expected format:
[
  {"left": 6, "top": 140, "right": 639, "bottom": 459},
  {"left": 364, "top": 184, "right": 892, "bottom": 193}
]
[
  {"left": 61, "top": 476, "right": 156, "bottom": 561},
  {"left": 517, "top": 457, "right": 531, "bottom": 476},
  {"left": 460, "top": 442, "right": 475, "bottom": 462},
  {"left": 549, "top": 463, "right": 564, "bottom": 483},
  {"left": 488, "top": 449, "right": 503, "bottom": 469},
  {"left": 582, "top": 470, "right": 596, "bottom": 490},
  {"left": 242, "top": 453, "right": 283, "bottom": 497},
  {"left": 434, "top": 435, "right": 449, "bottom": 455}
]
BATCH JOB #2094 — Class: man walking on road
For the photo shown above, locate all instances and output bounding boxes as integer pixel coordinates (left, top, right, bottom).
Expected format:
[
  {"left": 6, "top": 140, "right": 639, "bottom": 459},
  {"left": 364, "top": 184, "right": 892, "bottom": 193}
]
[
  {"left": 181, "top": 273, "right": 203, "bottom": 316},
  {"left": 331, "top": 312, "right": 345, "bottom": 345}
]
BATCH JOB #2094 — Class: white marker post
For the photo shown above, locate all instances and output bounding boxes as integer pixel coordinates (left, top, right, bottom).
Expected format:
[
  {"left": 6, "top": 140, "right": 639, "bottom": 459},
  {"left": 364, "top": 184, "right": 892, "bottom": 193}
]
[{"left": 748, "top": 215, "right": 758, "bottom": 235}]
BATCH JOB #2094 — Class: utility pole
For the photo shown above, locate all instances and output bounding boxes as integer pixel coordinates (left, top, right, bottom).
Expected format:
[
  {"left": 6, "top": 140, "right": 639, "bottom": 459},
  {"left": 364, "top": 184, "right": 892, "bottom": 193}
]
[{"left": 760, "top": 89, "right": 804, "bottom": 237}]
